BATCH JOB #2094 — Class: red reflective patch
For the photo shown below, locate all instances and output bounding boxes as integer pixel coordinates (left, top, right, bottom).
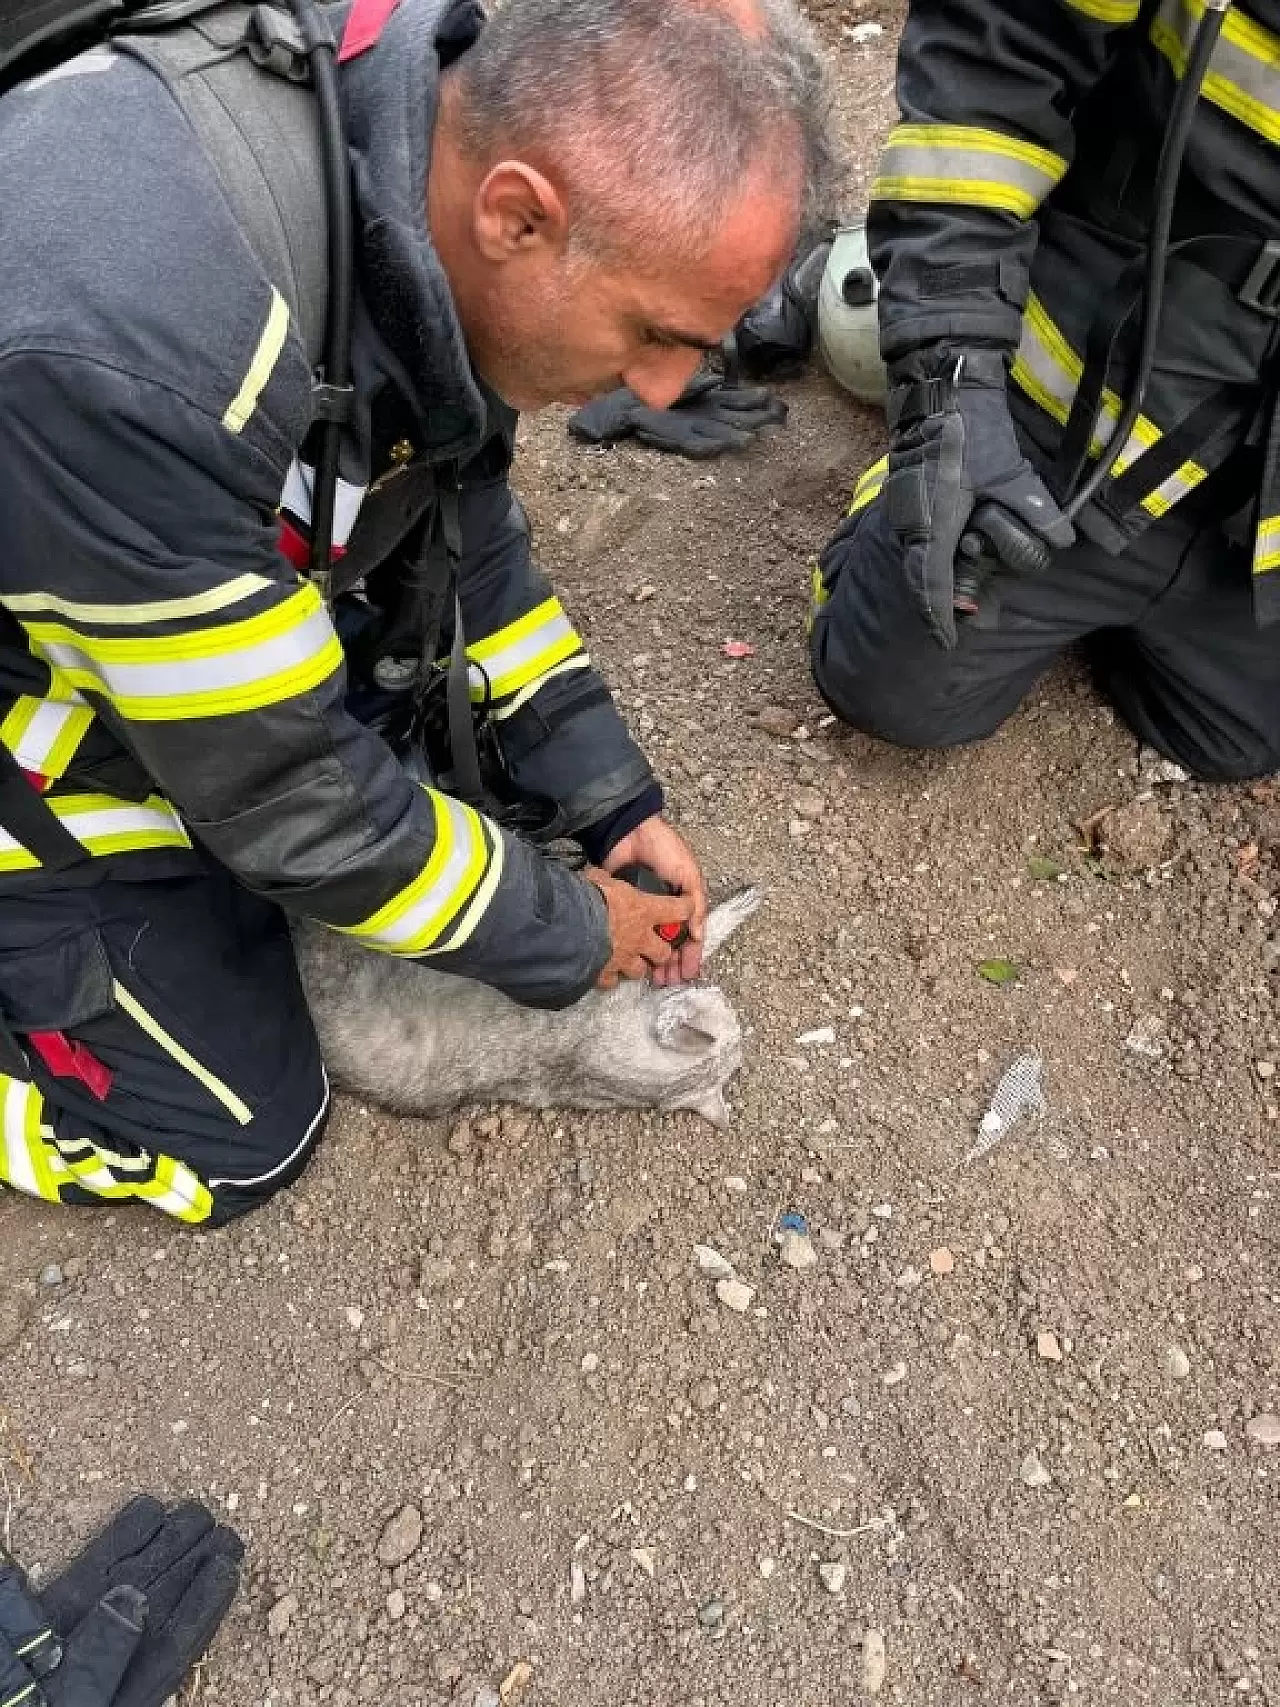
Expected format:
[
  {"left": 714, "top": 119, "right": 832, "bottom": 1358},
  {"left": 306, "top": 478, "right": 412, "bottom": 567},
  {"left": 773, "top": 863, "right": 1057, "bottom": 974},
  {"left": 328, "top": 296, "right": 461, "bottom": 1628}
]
[{"left": 27, "top": 1031, "right": 114, "bottom": 1102}]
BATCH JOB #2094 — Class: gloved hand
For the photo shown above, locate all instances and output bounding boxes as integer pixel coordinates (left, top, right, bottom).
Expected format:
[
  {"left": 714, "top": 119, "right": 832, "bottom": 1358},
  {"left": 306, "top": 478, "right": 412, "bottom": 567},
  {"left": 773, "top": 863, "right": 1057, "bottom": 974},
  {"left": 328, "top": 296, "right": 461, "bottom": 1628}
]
[
  {"left": 1, "top": 1498, "right": 243, "bottom": 1707},
  {"left": 567, "top": 371, "right": 787, "bottom": 460},
  {"left": 883, "top": 347, "right": 1075, "bottom": 648}
]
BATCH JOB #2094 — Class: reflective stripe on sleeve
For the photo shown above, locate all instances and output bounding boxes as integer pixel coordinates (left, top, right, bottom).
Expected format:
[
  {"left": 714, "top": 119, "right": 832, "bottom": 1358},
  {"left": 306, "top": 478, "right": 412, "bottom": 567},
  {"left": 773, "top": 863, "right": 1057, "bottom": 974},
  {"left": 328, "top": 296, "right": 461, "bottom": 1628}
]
[
  {"left": 222, "top": 288, "right": 291, "bottom": 434},
  {"left": 24, "top": 584, "right": 344, "bottom": 721},
  {"left": 340, "top": 790, "right": 500, "bottom": 956},
  {"left": 871, "top": 123, "right": 1069, "bottom": 219},
  {"left": 466, "top": 597, "right": 587, "bottom": 712},
  {"left": 1151, "top": 0, "right": 1280, "bottom": 146}
]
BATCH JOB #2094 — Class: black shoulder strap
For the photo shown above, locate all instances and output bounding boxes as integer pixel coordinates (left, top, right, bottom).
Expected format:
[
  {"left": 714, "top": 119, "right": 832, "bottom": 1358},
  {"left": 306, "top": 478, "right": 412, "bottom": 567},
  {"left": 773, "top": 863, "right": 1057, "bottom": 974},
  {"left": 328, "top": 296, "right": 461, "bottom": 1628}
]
[{"left": 115, "top": 1, "right": 330, "bottom": 366}]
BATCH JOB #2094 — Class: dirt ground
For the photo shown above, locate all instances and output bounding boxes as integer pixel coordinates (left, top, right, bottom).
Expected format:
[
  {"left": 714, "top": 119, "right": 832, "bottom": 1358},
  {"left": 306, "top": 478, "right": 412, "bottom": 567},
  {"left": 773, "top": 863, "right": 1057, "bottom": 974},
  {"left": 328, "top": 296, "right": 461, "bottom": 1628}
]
[{"left": 3, "top": 7, "right": 1279, "bottom": 1705}]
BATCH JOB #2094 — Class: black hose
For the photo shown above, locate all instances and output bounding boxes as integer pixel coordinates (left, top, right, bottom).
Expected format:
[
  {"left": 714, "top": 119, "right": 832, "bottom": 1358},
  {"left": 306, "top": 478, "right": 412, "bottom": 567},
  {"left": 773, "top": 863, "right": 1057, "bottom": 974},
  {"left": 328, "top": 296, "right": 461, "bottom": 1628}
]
[
  {"left": 288, "top": 0, "right": 355, "bottom": 585},
  {"left": 1062, "top": 0, "right": 1230, "bottom": 520}
]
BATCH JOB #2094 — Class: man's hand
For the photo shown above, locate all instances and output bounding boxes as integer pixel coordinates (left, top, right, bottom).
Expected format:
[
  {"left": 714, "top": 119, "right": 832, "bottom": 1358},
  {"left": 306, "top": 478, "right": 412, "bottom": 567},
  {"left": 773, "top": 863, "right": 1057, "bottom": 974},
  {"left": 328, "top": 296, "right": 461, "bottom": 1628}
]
[
  {"left": 585, "top": 867, "right": 694, "bottom": 989},
  {"left": 603, "top": 816, "right": 708, "bottom": 985}
]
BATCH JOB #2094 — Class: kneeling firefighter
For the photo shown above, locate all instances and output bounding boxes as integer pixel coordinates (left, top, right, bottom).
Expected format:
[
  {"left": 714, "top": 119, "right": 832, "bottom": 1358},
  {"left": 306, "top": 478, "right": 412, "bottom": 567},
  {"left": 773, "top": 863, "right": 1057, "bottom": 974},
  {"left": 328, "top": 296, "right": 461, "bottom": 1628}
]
[
  {"left": 811, "top": 0, "right": 1280, "bottom": 780},
  {"left": 0, "top": 0, "right": 823, "bottom": 1224}
]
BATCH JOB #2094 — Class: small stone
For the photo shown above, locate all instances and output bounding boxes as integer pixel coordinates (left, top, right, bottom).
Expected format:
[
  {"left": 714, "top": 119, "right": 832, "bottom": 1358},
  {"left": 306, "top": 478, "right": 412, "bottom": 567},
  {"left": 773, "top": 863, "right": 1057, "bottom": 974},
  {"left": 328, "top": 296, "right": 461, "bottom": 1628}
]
[
  {"left": 630, "top": 1547, "right": 656, "bottom": 1579},
  {"left": 929, "top": 1247, "right": 955, "bottom": 1275},
  {"left": 716, "top": 1278, "right": 755, "bottom": 1313},
  {"left": 724, "top": 1176, "right": 749, "bottom": 1194},
  {"left": 683, "top": 1473, "right": 698, "bottom": 1493},
  {"left": 1125, "top": 1014, "right": 1167, "bottom": 1059},
  {"left": 38, "top": 1263, "right": 64, "bottom": 1288},
  {"left": 779, "top": 1230, "right": 818, "bottom": 1271},
  {"left": 896, "top": 1265, "right": 923, "bottom": 1290},
  {"left": 693, "top": 1244, "right": 735, "bottom": 1280},
  {"left": 446, "top": 1120, "right": 473, "bottom": 1155},
  {"left": 377, "top": 1504, "right": 423, "bottom": 1567},
  {"left": 758, "top": 1557, "right": 777, "bottom": 1580},
  {"left": 385, "top": 1588, "right": 406, "bottom": 1621},
  {"left": 793, "top": 789, "right": 825, "bottom": 821},
  {"left": 848, "top": 19, "right": 884, "bottom": 41},
  {"left": 1020, "top": 1452, "right": 1053, "bottom": 1489},
  {"left": 818, "top": 1228, "right": 847, "bottom": 1252},
  {"left": 697, "top": 1597, "right": 726, "bottom": 1632},
  {"left": 818, "top": 1560, "right": 846, "bottom": 1595},
  {"left": 862, "top": 1628, "right": 888, "bottom": 1695},
  {"left": 473, "top": 1690, "right": 501, "bottom": 1707},
  {"left": 1204, "top": 1429, "right": 1229, "bottom": 1451},
  {"left": 1163, "top": 1344, "right": 1191, "bottom": 1381},
  {"left": 753, "top": 706, "right": 798, "bottom": 739},
  {"left": 1101, "top": 798, "right": 1171, "bottom": 871},
  {"left": 423, "top": 1581, "right": 444, "bottom": 1603},
  {"left": 575, "top": 1155, "right": 596, "bottom": 1186},
  {"left": 1244, "top": 1413, "right": 1280, "bottom": 1447},
  {"left": 692, "top": 1379, "right": 719, "bottom": 1412},
  {"left": 1256, "top": 1060, "right": 1276, "bottom": 1080},
  {"left": 801, "top": 1165, "right": 823, "bottom": 1185},
  {"left": 580, "top": 1351, "right": 600, "bottom": 1374},
  {"left": 797, "top": 1026, "right": 836, "bottom": 1046},
  {"left": 1036, "top": 1331, "right": 1063, "bottom": 1363},
  {"left": 570, "top": 1559, "right": 587, "bottom": 1604},
  {"left": 268, "top": 1593, "right": 298, "bottom": 1640},
  {"left": 345, "top": 1306, "right": 365, "bottom": 1331},
  {"left": 881, "top": 1362, "right": 907, "bottom": 1388}
]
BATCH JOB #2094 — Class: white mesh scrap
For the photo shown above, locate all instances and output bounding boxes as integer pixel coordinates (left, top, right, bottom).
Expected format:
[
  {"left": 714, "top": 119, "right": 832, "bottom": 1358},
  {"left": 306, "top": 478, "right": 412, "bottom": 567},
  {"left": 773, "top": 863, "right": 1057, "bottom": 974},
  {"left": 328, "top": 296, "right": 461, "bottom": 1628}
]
[{"left": 967, "top": 1053, "right": 1049, "bottom": 1163}]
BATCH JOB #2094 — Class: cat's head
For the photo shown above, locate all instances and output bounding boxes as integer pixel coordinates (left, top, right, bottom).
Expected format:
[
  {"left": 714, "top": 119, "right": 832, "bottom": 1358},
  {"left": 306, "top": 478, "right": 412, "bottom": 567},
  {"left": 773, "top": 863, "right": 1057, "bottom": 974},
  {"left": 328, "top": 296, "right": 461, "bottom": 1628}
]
[{"left": 570, "top": 978, "right": 744, "bottom": 1127}]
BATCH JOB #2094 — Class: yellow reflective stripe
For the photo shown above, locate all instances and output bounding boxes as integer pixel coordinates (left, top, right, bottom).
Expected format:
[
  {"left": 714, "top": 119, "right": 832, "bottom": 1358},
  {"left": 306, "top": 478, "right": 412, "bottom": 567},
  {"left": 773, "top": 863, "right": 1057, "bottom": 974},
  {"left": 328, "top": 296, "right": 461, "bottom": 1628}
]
[
  {"left": 1, "top": 693, "right": 95, "bottom": 781},
  {"left": 467, "top": 598, "right": 586, "bottom": 704},
  {"left": 848, "top": 454, "right": 889, "bottom": 516},
  {"left": 25, "top": 584, "right": 344, "bottom": 721},
  {"left": 1, "top": 1680, "right": 38, "bottom": 1707},
  {"left": 0, "top": 1077, "right": 56, "bottom": 1201},
  {"left": 342, "top": 790, "right": 495, "bottom": 955},
  {"left": 1012, "top": 294, "right": 1207, "bottom": 513},
  {"left": 222, "top": 288, "right": 290, "bottom": 434},
  {"left": 54, "top": 792, "right": 192, "bottom": 857},
  {"left": 111, "top": 979, "right": 252, "bottom": 1125},
  {"left": 1152, "top": 0, "right": 1280, "bottom": 145},
  {"left": 0, "top": 792, "right": 189, "bottom": 871},
  {"left": 423, "top": 816, "right": 507, "bottom": 956},
  {"left": 486, "top": 656, "right": 593, "bottom": 723},
  {"left": 1254, "top": 515, "right": 1280, "bottom": 575},
  {"left": 1, "top": 572, "right": 274, "bottom": 628},
  {"left": 872, "top": 124, "right": 1068, "bottom": 219},
  {"left": 810, "top": 561, "right": 830, "bottom": 611},
  {"left": 130, "top": 1154, "right": 213, "bottom": 1224},
  {"left": 1064, "top": 0, "right": 1141, "bottom": 23}
]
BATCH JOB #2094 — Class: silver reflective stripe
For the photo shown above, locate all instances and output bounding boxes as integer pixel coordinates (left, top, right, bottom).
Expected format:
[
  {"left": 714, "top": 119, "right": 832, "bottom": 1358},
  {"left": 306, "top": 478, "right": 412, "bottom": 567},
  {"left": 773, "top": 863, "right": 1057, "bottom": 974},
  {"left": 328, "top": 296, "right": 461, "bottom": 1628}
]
[
  {"left": 467, "top": 609, "right": 578, "bottom": 698},
  {"left": 873, "top": 124, "right": 1068, "bottom": 217},
  {"left": 1151, "top": 0, "right": 1280, "bottom": 144}
]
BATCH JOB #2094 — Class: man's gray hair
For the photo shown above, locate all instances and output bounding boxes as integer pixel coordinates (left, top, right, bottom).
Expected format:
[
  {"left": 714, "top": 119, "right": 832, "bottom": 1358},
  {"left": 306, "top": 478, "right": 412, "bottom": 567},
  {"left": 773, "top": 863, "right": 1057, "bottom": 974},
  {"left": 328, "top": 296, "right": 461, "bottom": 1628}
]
[{"left": 452, "top": 0, "right": 844, "bottom": 252}]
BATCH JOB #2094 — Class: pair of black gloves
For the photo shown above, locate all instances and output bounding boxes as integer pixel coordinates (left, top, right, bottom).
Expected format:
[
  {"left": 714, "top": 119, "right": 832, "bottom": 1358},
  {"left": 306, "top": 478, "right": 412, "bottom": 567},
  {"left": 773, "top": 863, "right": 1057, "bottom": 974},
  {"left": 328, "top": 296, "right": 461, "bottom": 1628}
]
[{"left": 0, "top": 1498, "right": 241, "bottom": 1707}]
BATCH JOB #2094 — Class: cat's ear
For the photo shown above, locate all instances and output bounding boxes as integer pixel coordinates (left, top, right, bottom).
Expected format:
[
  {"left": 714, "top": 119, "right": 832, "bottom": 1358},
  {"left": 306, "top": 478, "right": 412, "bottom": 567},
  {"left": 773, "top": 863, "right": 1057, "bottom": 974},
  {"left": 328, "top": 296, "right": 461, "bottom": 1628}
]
[
  {"left": 674, "top": 1084, "right": 730, "bottom": 1129},
  {"left": 702, "top": 887, "right": 761, "bottom": 962},
  {"left": 655, "top": 989, "right": 735, "bottom": 1051}
]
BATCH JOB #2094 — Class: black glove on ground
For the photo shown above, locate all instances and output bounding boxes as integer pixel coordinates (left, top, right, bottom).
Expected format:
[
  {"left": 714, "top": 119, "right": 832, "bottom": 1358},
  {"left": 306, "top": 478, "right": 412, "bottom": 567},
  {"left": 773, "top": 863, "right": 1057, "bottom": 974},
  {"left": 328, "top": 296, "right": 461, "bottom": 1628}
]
[
  {"left": 1, "top": 1499, "right": 243, "bottom": 1707},
  {"left": 567, "top": 371, "right": 788, "bottom": 460},
  {"left": 883, "top": 347, "right": 1075, "bottom": 648}
]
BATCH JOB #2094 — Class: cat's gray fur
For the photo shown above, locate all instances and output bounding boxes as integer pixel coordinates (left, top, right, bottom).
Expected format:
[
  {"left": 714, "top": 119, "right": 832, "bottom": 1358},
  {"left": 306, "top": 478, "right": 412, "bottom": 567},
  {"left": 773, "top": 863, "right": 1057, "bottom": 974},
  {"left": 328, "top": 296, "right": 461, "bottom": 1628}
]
[{"left": 293, "top": 889, "right": 760, "bottom": 1128}]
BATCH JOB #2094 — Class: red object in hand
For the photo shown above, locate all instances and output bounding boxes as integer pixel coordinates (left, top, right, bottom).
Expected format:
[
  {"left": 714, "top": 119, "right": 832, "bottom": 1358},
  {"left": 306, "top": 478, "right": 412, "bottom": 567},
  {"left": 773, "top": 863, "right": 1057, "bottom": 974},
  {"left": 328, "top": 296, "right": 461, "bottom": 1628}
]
[{"left": 612, "top": 863, "right": 691, "bottom": 951}]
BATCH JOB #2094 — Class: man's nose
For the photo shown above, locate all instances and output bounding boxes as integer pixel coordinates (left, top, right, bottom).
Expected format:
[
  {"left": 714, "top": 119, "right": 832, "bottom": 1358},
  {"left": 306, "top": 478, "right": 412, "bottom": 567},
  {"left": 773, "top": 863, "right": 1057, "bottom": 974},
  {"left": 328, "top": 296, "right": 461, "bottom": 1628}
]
[{"left": 622, "top": 347, "right": 705, "bottom": 410}]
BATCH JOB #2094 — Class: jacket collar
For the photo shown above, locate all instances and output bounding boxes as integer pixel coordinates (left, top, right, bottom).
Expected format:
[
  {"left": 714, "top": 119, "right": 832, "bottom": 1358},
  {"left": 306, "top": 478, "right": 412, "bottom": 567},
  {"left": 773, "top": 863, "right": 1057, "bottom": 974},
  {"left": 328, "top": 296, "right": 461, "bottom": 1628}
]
[{"left": 340, "top": 0, "right": 490, "bottom": 463}]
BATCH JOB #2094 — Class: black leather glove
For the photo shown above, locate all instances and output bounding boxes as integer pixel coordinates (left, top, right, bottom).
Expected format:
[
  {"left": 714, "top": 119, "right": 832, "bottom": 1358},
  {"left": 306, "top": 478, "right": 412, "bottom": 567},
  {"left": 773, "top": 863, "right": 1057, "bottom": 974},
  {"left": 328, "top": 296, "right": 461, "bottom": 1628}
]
[
  {"left": 1, "top": 1499, "right": 243, "bottom": 1707},
  {"left": 883, "top": 348, "right": 1075, "bottom": 648},
  {"left": 734, "top": 235, "right": 832, "bottom": 380},
  {"left": 567, "top": 371, "right": 787, "bottom": 460}
]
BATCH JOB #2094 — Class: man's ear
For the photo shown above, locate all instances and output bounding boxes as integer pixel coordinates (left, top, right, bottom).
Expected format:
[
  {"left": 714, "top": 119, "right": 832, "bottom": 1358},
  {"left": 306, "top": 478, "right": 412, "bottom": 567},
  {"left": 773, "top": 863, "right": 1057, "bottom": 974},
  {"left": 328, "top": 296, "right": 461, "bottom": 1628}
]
[{"left": 472, "top": 161, "right": 568, "bottom": 263}]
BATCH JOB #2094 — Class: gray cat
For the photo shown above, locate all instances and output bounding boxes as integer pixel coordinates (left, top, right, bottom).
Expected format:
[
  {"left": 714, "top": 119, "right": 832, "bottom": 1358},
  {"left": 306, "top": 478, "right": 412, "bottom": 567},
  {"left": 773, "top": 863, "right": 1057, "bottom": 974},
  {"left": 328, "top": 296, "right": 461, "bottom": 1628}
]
[{"left": 293, "top": 888, "right": 759, "bottom": 1129}]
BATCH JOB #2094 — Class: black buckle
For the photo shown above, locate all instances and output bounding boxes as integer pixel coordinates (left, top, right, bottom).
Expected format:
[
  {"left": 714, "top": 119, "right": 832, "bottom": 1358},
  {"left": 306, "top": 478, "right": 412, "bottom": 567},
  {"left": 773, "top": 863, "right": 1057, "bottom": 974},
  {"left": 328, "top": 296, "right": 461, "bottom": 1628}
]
[{"left": 1241, "top": 240, "right": 1280, "bottom": 320}]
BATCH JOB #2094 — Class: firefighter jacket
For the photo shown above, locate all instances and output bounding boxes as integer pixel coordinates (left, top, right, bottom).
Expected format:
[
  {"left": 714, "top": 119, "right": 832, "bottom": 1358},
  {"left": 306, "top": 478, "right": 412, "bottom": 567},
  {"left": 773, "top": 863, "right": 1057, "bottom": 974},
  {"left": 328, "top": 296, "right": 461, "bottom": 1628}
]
[
  {"left": 866, "top": 0, "right": 1280, "bottom": 617},
  {"left": 0, "top": 0, "right": 661, "bottom": 1008}
]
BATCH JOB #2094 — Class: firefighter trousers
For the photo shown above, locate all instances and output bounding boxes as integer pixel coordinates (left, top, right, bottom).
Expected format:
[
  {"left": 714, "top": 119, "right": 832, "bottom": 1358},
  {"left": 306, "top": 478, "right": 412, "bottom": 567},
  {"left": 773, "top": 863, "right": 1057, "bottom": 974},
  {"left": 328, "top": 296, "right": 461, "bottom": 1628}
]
[
  {"left": 810, "top": 496, "right": 1280, "bottom": 781},
  {"left": 0, "top": 866, "right": 329, "bottom": 1227}
]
